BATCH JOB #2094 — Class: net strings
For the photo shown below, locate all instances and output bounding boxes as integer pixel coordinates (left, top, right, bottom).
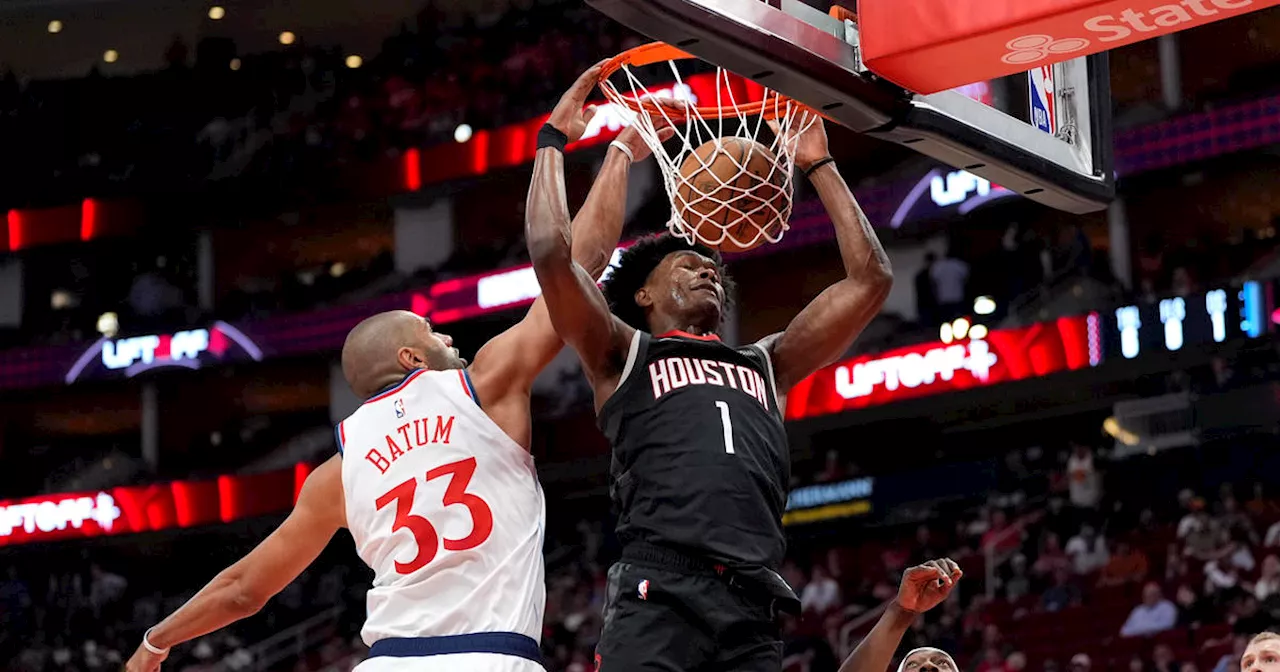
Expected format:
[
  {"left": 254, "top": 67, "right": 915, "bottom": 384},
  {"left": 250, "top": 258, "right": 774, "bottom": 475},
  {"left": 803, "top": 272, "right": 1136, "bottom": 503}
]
[{"left": 600, "top": 61, "right": 818, "bottom": 250}]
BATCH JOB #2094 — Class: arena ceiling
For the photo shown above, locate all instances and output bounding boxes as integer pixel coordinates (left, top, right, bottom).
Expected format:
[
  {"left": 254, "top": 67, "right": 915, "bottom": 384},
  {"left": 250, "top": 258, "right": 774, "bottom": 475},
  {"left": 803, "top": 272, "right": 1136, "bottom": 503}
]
[{"left": 0, "top": 0, "right": 537, "bottom": 79}]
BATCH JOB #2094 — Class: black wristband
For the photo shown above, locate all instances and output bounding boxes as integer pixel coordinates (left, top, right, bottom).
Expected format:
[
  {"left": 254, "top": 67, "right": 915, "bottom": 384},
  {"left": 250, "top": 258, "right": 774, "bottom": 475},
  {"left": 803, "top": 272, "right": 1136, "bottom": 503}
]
[
  {"left": 803, "top": 156, "right": 837, "bottom": 179},
  {"left": 537, "top": 123, "right": 570, "bottom": 153}
]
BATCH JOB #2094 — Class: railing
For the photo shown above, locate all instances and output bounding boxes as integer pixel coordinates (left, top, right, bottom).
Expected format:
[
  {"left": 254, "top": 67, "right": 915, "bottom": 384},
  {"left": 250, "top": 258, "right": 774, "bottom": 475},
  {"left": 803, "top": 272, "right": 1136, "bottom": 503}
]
[
  {"left": 210, "top": 605, "right": 345, "bottom": 672},
  {"left": 837, "top": 599, "right": 890, "bottom": 659},
  {"left": 1110, "top": 392, "right": 1198, "bottom": 458}
]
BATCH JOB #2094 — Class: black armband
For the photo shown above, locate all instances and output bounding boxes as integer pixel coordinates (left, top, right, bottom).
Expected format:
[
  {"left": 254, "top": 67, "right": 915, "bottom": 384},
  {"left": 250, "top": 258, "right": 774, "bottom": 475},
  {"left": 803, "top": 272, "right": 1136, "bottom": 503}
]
[
  {"left": 537, "top": 123, "right": 570, "bottom": 153},
  {"left": 803, "top": 156, "right": 837, "bottom": 179}
]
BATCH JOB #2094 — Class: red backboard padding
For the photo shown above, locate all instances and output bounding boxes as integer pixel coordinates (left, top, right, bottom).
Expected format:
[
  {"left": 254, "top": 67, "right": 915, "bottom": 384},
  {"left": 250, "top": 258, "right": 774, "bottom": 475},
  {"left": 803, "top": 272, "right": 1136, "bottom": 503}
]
[{"left": 858, "top": 0, "right": 1280, "bottom": 94}]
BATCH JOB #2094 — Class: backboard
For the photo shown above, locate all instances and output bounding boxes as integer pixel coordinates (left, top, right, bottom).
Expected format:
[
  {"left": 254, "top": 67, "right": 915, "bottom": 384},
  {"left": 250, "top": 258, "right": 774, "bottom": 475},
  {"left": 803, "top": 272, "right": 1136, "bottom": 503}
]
[{"left": 587, "top": 0, "right": 1114, "bottom": 214}]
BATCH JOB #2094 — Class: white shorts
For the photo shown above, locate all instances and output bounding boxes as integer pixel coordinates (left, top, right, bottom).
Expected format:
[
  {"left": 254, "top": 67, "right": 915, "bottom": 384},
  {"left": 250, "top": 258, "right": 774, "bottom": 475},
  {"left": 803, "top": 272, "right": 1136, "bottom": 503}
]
[{"left": 353, "top": 652, "right": 544, "bottom": 672}]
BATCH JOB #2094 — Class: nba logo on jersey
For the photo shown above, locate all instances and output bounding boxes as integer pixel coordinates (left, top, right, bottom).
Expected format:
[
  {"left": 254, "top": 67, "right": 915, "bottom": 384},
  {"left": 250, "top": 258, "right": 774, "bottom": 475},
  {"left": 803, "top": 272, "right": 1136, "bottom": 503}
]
[
  {"left": 393, "top": 398, "right": 405, "bottom": 418},
  {"left": 637, "top": 579, "right": 649, "bottom": 600},
  {"left": 1028, "top": 65, "right": 1056, "bottom": 136}
]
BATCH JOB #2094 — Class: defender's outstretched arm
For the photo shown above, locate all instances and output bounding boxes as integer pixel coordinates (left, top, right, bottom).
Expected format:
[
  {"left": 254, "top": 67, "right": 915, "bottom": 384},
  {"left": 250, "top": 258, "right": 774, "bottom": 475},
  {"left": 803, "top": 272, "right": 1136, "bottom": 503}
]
[
  {"left": 525, "top": 65, "right": 637, "bottom": 395},
  {"left": 126, "top": 456, "right": 347, "bottom": 672},
  {"left": 838, "top": 559, "right": 962, "bottom": 672}
]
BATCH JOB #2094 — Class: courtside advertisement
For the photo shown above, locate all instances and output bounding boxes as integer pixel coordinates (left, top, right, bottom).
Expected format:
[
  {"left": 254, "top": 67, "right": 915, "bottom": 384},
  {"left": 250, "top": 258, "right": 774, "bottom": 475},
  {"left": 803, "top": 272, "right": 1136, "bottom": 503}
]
[
  {"left": 0, "top": 464, "right": 309, "bottom": 546},
  {"left": 784, "top": 315, "right": 1099, "bottom": 420}
]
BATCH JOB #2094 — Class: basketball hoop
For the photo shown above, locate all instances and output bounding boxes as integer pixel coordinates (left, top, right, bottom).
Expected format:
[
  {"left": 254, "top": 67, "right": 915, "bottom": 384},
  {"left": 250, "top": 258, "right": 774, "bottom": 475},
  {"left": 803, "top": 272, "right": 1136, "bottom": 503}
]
[{"left": 597, "top": 42, "right": 819, "bottom": 252}]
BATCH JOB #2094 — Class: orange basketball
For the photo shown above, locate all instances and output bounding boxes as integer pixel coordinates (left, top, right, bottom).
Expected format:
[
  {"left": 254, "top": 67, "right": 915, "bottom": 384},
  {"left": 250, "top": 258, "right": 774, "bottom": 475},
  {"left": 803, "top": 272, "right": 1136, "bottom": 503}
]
[{"left": 675, "top": 137, "right": 790, "bottom": 253}]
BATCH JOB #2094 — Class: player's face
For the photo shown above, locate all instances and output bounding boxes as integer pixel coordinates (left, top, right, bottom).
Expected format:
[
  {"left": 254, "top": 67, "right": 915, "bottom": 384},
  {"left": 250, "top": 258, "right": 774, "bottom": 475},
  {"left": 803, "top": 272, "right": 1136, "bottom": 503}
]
[
  {"left": 417, "top": 317, "right": 467, "bottom": 371},
  {"left": 1244, "top": 640, "right": 1280, "bottom": 672},
  {"left": 902, "top": 649, "right": 957, "bottom": 672},
  {"left": 648, "top": 251, "right": 724, "bottom": 325}
]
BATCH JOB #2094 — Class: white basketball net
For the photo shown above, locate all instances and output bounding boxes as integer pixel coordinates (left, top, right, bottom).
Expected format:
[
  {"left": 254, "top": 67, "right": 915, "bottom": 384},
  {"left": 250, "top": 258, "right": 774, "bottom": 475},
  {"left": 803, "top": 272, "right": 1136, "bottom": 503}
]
[{"left": 599, "top": 61, "right": 818, "bottom": 250}]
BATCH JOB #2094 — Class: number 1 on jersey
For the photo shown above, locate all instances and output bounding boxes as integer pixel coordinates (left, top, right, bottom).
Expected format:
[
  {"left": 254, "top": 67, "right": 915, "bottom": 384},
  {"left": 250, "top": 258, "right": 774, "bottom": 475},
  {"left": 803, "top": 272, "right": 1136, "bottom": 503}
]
[{"left": 714, "top": 400, "right": 735, "bottom": 454}]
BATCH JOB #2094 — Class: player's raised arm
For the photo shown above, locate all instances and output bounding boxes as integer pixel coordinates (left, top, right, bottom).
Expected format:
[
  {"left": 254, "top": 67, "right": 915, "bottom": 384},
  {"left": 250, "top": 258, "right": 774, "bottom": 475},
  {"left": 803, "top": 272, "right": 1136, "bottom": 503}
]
[
  {"left": 468, "top": 122, "right": 662, "bottom": 418},
  {"left": 525, "top": 63, "right": 637, "bottom": 393},
  {"left": 763, "top": 116, "right": 893, "bottom": 390},
  {"left": 124, "top": 456, "right": 347, "bottom": 672},
  {"left": 838, "top": 559, "right": 963, "bottom": 672}
]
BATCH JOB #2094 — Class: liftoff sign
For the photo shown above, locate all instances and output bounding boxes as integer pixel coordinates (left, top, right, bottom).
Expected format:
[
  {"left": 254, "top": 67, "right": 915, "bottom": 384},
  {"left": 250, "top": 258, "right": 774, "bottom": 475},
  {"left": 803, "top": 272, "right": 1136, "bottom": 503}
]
[{"left": 858, "top": 0, "right": 1280, "bottom": 93}]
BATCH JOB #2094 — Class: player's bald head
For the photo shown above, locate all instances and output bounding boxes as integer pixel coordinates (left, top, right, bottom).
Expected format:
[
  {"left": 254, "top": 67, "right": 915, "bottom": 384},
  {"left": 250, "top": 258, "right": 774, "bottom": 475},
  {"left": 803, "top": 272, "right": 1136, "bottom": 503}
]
[{"left": 341, "top": 311, "right": 462, "bottom": 398}]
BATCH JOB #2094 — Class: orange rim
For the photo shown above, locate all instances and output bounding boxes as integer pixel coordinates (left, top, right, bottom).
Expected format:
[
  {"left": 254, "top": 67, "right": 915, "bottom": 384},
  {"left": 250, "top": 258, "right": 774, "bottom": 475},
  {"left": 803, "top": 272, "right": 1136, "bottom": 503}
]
[{"left": 598, "top": 42, "right": 803, "bottom": 121}]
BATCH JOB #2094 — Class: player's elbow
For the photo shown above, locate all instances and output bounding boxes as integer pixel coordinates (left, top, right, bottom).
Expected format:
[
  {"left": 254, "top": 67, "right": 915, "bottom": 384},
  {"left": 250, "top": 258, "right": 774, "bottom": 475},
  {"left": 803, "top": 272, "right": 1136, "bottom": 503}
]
[
  {"left": 527, "top": 225, "right": 573, "bottom": 270},
  {"left": 225, "top": 584, "right": 269, "bottom": 618}
]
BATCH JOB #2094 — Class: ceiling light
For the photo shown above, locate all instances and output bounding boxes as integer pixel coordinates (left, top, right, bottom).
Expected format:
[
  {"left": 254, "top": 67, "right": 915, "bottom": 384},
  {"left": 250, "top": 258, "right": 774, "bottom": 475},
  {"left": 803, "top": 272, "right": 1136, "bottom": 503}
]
[
  {"left": 345, "top": 54, "right": 363, "bottom": 69},
  {"left": 939, "top": 321, "right": 953, "bottom": 345},
  {"left": 97, "top": 312, "right": 119, "bottom": 336},
  {"left": 47, "top": 20, "right": 62, "bottom": 34},
  {"left": 208, "top": 6, "right": 225, "bottom": 20},
  {"left": 952, "top": 317, "right": 970, "bottom": 340},
  {"left": 278, "top": 31, "right": 295, "bottom": 45},
  {"left": 229, "top": 57, "right": 241, "bottom": 71},
  {"left": 973, "top": 296, "right": 996, "bottom": 316},
  {"left": 969, "top": 324, "right": 989, "bottom": 340},
  {"left": 454, "top": 124, "right": 473, "bottom": 143},
  {"left": 103, "top": 49, "right": 119, "bottom": 63}
]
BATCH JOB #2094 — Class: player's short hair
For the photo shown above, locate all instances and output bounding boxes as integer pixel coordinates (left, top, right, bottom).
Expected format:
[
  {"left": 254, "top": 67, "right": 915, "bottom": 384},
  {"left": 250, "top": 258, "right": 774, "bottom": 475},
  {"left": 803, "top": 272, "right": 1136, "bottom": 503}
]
[
  {"left": 601, "top": 232, "right": 736, "bottom": 331},
  {"left": 1250, "top": 632, "right": 1280, "bottom": 648}
]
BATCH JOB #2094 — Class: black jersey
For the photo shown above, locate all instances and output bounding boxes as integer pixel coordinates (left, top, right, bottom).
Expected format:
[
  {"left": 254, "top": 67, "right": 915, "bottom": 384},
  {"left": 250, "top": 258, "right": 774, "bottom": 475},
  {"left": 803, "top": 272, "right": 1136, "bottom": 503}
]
[{"left": 598, "top": 330, "right": 790, "bottom": 571}]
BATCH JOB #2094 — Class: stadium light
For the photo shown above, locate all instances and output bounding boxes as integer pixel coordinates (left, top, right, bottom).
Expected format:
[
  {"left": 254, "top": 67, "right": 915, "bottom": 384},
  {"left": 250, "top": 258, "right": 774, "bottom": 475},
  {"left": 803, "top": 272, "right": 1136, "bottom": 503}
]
[
  {"left": 973, "top": 296, "right": 996, "bottom": 315},
  {"left": 345, "top": 55, "right": 363, "bottom": 69},
  {"left": 103, "top": 49, "right": 119, "bottom": 63},
  {"left": 939, "top": 321, "right": 953, "bottom": 344},
  {"left": 969, "top": 324, "right": 989, "bottom": 340},
  {"left": 952, "top": 317, "right": 970, "bottom": 340},
  {"left": 47, "top": 20, "right": 63, "bottom": 34},
  {"left": 229, "top": 58, "right": 241, "bottom": 71},
  {"left": 208, "top": 6, "right": 225, "bottom": 20},
  {"left": 97, "top": 312, "right": 119, "bottom": 337},
  {"left": 278, "top": 31, "right": 295, "bottom": 45},
  {"left": 454, "top": 124, "right": 473, "bottom": 143}
]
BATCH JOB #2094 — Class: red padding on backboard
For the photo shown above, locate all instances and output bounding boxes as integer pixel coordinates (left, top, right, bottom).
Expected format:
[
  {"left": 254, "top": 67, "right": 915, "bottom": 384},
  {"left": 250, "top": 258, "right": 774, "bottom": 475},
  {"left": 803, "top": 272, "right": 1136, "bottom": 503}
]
[{"left": 858, "top": 0, "right": 1280, "bottom": 94}]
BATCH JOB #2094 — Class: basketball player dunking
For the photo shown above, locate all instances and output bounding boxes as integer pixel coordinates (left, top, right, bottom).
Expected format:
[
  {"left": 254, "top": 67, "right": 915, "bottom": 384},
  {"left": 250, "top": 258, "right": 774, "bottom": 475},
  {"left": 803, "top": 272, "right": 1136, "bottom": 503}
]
[
  {"left": 124, "top": 68, "right": 665, "bottom": 672},
  {"left": 527, "top": 84, "right": 894, "bottom": 669}
]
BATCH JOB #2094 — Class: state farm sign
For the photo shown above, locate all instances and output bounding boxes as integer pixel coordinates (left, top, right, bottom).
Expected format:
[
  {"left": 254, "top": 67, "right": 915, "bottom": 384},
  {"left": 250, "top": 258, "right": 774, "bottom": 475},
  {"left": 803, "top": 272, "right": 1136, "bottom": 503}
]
[
  {"left": 859, "top": 0, "right": 1279, "bottom": 94},
  {"left": 784, "top": 315, "right": 1099, "bottom": 420}
]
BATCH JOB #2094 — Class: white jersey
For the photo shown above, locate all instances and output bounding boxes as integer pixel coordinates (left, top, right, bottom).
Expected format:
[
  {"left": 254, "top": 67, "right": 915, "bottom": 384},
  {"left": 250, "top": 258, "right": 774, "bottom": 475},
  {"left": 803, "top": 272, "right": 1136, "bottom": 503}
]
[{"left": 338, "top": 368, "right": 546, "bottom": 647}]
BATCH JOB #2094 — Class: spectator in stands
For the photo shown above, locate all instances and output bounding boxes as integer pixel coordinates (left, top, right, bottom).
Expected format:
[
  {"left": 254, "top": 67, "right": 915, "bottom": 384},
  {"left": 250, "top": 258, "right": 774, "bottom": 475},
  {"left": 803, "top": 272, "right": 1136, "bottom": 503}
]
[
  {"left": 801, "top": 564, "right": 842, "bottom": 615},
  {"left": 1216, "top": 636, "right": 1251, "bottom": 672},
  {"left": 1066, "top": 443, "right": 1103, "bottom": 515},
  {"left": 1120, "top": 582, "right": 1179, "bottom": 638},
  {"left": 930, "top": 246, "right": 970, "bottom": 322},
  {"left": 1041, "top": 567, "right": 1082, "bottom": 613},
  {"left": 88, "top": 563, "right": 127, "bottom": 620},
  {"left": 983, "top": 510, "right": 1024, "bottom": 555},
  {"left": 916, "top": 251, "right": 939, "bottom": 326},
  {"left": 1071, "top": 653, "right": 1093, "bottom": 672},
  {"left": 1008, "top": 652, "right": 1029, "bottom": 672},
  {"left": 1099, "top": 541, "right": 1150, "bottom": 587},
  {"left": 1221, "top": 495, "right": 1260, "bottom": 546},
  {"left": 1153, "top": 643, "right": 1181, "bottom": 672},
  {"left": 1005, "top": 554, "right": 1032, "bottom": 602},
  {"left": 1182, "top": 498, "right": 1223, "bottom": 561},
  {"left": 1252, "top": 555, "right": 1280, "bottom": 602},
  {"left": 1065, "top": 524, "right": 1110, "bottom": 575},
  {"left": 1176, "top": 583, "right": 1212, "bottom": 629},
  {"left": 1033, "top": 533, "right": 1074, "bottom": 580}
]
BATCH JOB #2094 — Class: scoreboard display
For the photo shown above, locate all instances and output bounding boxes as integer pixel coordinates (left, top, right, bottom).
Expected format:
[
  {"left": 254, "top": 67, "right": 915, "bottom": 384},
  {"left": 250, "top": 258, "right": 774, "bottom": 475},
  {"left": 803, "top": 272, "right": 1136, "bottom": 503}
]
[{"left": 1100, "top": 282, "right": 1265, "bottom": 361}]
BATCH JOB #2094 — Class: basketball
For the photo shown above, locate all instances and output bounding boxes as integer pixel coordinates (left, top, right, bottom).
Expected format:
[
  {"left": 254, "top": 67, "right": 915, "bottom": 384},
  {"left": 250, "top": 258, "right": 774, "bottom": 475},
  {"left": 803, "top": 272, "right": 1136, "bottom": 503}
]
[{"left": 676, "top": 137, "right": 790, "bottom": 253}]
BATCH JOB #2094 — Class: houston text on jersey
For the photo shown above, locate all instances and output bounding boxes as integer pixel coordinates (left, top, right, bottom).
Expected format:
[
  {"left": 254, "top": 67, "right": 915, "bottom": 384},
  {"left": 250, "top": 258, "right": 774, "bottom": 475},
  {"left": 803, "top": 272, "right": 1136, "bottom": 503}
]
[
  {"left": 648, "top": 357, "right": 771, "bottom": 410},
  {"left": 363, "top": 415, "right": 455, "bottom": 474}
]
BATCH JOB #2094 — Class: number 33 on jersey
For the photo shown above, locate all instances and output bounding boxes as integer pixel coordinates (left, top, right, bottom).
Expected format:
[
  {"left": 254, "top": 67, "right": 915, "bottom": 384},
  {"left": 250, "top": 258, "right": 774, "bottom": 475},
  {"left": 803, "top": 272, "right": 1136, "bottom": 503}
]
[{"left": 337, "top": 368, "right": 547, "bottom": 644}]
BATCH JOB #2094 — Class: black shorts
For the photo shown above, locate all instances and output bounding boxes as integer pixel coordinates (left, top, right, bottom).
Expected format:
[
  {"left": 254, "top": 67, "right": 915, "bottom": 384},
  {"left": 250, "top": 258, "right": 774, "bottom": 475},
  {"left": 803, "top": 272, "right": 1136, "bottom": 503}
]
[{"left": 594, "top": 557, "right": 784, "bottom": 672}]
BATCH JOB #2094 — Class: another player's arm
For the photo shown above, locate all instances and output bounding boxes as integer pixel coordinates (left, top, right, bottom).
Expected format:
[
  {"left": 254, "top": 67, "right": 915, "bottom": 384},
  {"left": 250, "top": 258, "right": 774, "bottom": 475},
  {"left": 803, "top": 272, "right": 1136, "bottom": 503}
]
[
  {"left": 837, "top": 559, "right": 962, "bottom": 672},
  {"left": 469, "top": 125, "right": 652, "bottom": 408},
  {"left": 762, "top": 117, "right": 893, "bottom": 390},
  {"left": 525, "top": 64, "right": 637, "bottom": 399},
  {"left": 125, "top": 456, "right": 347, "bottom": 672}
]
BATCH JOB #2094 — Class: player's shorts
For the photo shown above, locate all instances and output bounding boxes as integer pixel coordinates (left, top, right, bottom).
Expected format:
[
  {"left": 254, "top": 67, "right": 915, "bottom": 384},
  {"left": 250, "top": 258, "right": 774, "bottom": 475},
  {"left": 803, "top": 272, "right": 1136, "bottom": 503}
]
[
  {"left": 353, "top": 633, "right": 545, "bottom": 672},
  {"left": 595, "top": 545, "right": 792, "bottom": 672}
]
